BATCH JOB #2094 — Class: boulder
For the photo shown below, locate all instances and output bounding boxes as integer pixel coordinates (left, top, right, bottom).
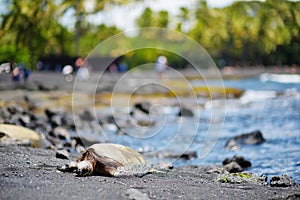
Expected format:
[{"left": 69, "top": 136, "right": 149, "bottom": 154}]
[
  {"left": 223, "top": 161, "right": 243, "bottom": 173},
  {"left": 178, "top": 107, "right": 194, "bottom": 117},
  {"left": 0, "top": 124, "right": 43, "bottom": 147},
  {"left": 270, "top": 174, "right": 297, "bottom": 187},
  {"left": 225, "top": 130, "right": 266, "bottom": 150},
  {"left": 223, "top": 155, "right": 252, "bottom": 169}
]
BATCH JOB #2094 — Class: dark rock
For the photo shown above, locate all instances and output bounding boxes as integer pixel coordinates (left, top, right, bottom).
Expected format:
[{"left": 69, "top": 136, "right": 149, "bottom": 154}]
[
  {"left": 270, "top": 174, "right": 297, "bottom": 187},
  {"left": 18, "top": 114, "right": 31, "bottom": 126},
  {"left": 46, "top": 108, "right": 75, "bottom": 129},
  {"left": 45, "top": 108, "right": 65, "bottom": 126},
  {"left": 146, "top": 150, "right": 197, "bottom": 160},
  {"left": 80, "top": 110, "right": 95, "bottom": 121},
  {"left": 46, "top": 135, "right": 63, "bottom": 146},
  {"left": 223, "top": 161, "right": 243, "bottom": 173},
  {"left": 50, "top": 127, "right": 70, "bottom": 140},
  {"left": 134, "top": 102, "right": 151, "bottom": 114},
  {"left": 180, "top": 151, "right": 197, "bottom": 160},
  {"left": 45, "top": 108, "right": 56, "bottom": 119},
  {"left": 7, "top": 106, "right": 24, "bottom": 115},
  {"left": 55, "top": 150, "right": 69, "bottom": 160},
  {"left": 223, "top": 155, "right": 252, "bottom": 169},
  {"left": 61, "top": 113, "right": 75, "bottom": 130},
  {"left": 49, "top": 115, "right": 62, "bottom": 127},
  {"left": 286, "top": 193, "right": 300, "bottom": 200},
  {"left": 104, "top": 115, "right": 115, "bottom": 124},
  {"left": 178, "top": 107, "right": 194, "bottom": 117},
  {"left": 0, "top": 107, "right": 10, "bottom": 119},
  {"left": 225, "top": 130, "right": 266, "bottom": 150}
]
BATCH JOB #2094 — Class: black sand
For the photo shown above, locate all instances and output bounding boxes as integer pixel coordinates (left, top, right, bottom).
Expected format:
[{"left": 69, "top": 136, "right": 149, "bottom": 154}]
[{"left": 1, "top": 144, "right": 299, "bottom": 200}]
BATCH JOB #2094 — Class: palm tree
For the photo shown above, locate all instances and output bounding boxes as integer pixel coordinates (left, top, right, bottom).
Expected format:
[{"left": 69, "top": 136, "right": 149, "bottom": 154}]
[{"left": 59, "top": 0, "right": 130, "bottom": 55}]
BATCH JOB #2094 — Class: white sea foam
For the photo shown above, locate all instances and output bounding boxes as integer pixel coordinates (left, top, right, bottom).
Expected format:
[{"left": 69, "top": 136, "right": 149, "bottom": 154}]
[
  {"left": 260, "top": 73, "right": 300, "bottom": 84},
  {"left": 240, "top": 90, "right": 277, "bottom": 104}
]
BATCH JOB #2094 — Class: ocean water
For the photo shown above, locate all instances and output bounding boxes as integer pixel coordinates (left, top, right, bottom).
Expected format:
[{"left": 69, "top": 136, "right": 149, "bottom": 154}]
[
  {"left": 201, "top": 74, "right": 300, "bottom": 183},
  {"left": 94, "top": 73, "right": 300, "bottom": 184}
]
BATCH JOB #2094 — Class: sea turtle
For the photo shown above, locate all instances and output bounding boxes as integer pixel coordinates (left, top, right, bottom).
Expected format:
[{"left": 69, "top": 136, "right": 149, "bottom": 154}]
[{"left": 57, "top": 143, "right": 153, "bottom": 177}]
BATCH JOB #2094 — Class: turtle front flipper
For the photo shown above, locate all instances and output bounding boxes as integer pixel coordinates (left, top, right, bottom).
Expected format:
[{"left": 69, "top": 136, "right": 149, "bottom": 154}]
[
  {"left": 57, "top": 160, "right": 94, "bottom": 176},
  {"left": 57, "top": 161, "right": 78, "bottom": 173}
]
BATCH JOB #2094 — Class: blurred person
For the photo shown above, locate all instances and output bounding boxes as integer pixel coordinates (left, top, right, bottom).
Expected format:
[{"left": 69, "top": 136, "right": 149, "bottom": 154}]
[
  {"left": 76, "top": 57, "right": 90, "bottom": 81},
  {"left": 155, "top": 55, "right": 168, "bottom": 79},
  {"left": 62, "top": 65, "right": 73, "bottom": 82},
  {"left": 12, "top": 66, "right": 20, "bottom": 83},
  {"left": 118, "top": 63, "right": 128, "bottom": 72},
  {"left": 23, "top": 67, "right": 31, "bottom": 85},
  {"left": 108, "top": 63, "right": 118, "bottom": 73}
]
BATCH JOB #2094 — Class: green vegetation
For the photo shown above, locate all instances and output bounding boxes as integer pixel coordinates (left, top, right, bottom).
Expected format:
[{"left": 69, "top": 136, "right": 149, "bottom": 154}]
[
  {"left": 219, "top": 172, "right": 267, "bottom": 185},
  {"left": 0, "top": 0, "right": 299, "bottom": 69}
]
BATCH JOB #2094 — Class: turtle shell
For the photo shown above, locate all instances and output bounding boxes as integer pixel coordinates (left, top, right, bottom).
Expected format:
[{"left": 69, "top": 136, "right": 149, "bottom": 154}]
[{"left": 75, "top": 143, "right": 151, "bottom": 176}]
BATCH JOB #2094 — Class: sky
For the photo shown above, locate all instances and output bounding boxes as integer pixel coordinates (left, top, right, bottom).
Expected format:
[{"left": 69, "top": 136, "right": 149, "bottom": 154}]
[{"left": 62, "top": 0, "right": 239, "bottom": 30}]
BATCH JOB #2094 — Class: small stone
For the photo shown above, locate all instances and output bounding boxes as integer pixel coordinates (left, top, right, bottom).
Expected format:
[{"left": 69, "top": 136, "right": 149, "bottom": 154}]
[
  {"left": 56, "top": 149, "right": 69, "bottom": 160},
  {"left": 134, "top": 102, "right": 151, "bottom": 114}
]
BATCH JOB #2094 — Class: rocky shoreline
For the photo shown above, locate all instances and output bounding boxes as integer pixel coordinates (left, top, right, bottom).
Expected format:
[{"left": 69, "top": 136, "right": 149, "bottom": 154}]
[{"left": 1, "top": 71, "right": 300, "bottom": 199}]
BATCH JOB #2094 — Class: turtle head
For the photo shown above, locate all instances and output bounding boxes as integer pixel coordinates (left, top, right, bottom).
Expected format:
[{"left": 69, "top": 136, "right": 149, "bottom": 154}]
[{"left": 76, "top": 160, "right": 94, "bottom": 176}]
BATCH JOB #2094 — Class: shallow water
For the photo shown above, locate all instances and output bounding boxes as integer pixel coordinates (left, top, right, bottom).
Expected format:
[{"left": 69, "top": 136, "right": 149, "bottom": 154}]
[{"left": 93, "top": 73, "right": 300, "bottom": 184}]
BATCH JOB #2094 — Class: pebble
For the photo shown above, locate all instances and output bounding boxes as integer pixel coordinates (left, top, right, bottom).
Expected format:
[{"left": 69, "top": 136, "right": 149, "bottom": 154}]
[{"left": 55, "top": 150, "right": 69, "bottom": 160}]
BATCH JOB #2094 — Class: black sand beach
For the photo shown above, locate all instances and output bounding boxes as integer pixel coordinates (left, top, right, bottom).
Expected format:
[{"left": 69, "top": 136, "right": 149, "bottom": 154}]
[{"left": 1, "top": 144, "right": 300, "bottom": 200}]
